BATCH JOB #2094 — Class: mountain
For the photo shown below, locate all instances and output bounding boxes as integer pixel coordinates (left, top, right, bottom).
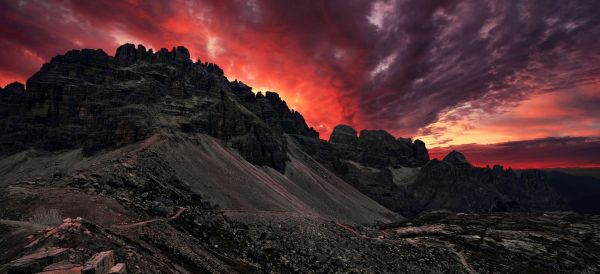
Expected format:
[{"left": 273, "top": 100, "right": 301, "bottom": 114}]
[
  {"left": 0, "top": 43, "right": 397, "bottom": 224},
  {"left": 0, "top": 44, "right": 319, "bottom": 173},
  {"left": 294, "top": 124, "right": 600, "bottom": 218},
  {"left": 1, "top": 44, "right": 599, "bottom": 273},
  {"left": 543, "top": 167, "right": 600, "bottom": 179}
]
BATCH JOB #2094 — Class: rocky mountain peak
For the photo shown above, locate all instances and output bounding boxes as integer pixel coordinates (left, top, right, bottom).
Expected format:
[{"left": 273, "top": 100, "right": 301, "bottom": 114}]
[
  {"left": 114, "top": 43, "right": 138, "bottom": 65},
  {"left": 443, "top": 150, "right": 471, "bottom": 166},
  {"left": 359, "top": 129, "right": 396, "bottom": 144},
  {"left": 115, "top": 43, "right": 193, "bottom": 66},
  {"left": 324, "top": 125, "right": 429, "bottom": 168},
  {"left": 329, "top": 125, "right": 358, "bottom": 144},
  {"left": 172, "top": 46, "right": 191, "bottom": 61},
  {"left": 0, "top": 43, "right": 318, "bottom": 172},
  {"left": 1, "top": 82, "right": 25, "bottom": 95}
]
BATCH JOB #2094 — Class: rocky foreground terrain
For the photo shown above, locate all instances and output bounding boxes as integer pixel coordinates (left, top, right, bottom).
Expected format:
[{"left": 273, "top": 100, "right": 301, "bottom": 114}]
[{"left": 1, "top": 44, "right": 600, "bottom": 273}]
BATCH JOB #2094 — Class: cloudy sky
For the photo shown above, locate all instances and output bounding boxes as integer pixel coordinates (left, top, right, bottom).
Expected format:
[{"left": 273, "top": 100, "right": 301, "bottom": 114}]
[{"left": 1, "top": 0, "right": 599, "bottom": 168}]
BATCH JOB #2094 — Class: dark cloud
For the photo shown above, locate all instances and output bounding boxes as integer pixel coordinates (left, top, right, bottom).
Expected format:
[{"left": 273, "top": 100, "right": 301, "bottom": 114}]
[
  {"left": 0, "top": 0, "right": 599, "bottom": 146},
  {"left": 429, "top": 136, "right": 600, "bottom": 168},
  {"left": 362, "top": 0, "right": 600, "bottom": 135}
]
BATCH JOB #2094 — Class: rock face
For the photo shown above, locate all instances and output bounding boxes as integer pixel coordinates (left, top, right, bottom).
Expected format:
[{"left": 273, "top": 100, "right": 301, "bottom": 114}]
[
  {"left": 291, "top": 124, "right": 593, "bottom": 218},
  {"left": 82, "top": 250, "right": 114, "bottom": 274},
  {"left": 443, "top": 150, "right": 470, "bottom": 166},
  {"left": 327, "top": 125, "right": 430, "bottom": 168},
  {"left": 4, "top": 247, "right": 70, "bottom": 274},
  {"left": 0, "top": 44, "right": 317, "bottom": 172},
  {"left": 329, "top": 125, "right": 358, "bottom": 145}
]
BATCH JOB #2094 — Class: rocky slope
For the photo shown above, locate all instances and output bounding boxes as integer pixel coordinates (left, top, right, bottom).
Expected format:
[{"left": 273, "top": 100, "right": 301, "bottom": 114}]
[{"left": 1, "top": 44, "right": 599, "bottom": 273}]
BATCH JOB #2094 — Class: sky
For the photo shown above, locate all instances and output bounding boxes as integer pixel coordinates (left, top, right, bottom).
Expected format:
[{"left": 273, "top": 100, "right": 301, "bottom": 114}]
[{"left": 1, "top": 0, "right": 599, "bottom": 168}]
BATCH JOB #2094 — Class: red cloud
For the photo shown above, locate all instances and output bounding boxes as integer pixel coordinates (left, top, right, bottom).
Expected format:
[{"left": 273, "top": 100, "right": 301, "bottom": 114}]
[
  {"left": 1, "top": 0, "right": 599, "bottom": 169},
  {"left": 429, "top": 137, "right": 600, "bottom": 169}
]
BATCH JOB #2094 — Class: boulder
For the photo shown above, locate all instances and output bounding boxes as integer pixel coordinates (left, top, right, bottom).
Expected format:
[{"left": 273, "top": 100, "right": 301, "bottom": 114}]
[
  {"left": 81, "top": 250, "right": 115, "bottom": 274},
  {"left": 5, "top": 247, "right": 70, "bottom": 274},
  {"left": 108, "top": 263, "right": 127, "bottom": 274},
  {"left": 39, "top": 260, "right": 82, "bottom": 274}
]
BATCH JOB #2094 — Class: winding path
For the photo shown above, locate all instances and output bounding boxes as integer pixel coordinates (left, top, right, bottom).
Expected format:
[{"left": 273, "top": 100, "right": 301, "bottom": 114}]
[{"left": 110, "top": 207, "right": 187, "bottom": 229}]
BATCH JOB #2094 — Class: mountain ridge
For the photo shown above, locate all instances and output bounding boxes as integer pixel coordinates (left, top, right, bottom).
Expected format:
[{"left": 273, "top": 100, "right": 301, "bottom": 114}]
[
  {"left": 1, "top": 43, "right": 600, "bottom": 273},
  {"left": 0, "top": 43, "right": 319, "bottom": 173},
  {"left": 2, "top": 43, "right": 600, "bottom": 218}
]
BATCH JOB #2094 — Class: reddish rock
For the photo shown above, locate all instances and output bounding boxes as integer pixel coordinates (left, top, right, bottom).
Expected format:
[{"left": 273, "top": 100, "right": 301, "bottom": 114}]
[
  {"left": 81, "top": 250, "right": 115, "bottom": 274},
  {"left": 108, "top": 263, "right": 127, "bottom": 274},
  {"left": 38, "top": 260, "right": 82, "bottom": 274},
  {"left": 5, "top": 247, "right": 70, "bottom": 274}
]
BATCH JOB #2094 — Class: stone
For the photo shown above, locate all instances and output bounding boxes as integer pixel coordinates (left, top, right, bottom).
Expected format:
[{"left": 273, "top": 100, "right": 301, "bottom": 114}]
[
  {"left": 81, "top": 250, "right": 115, "bottom": 274},
  {"left": 3, "top": 81, "right": 25, "bottom": 94},
  {"left": 329, "top": 125, "right": 358, "bottom": 145},
  {"left": 5, "top": 247, "right": 70, "bottom": 274},
  {"left": 108, "top": 263, "right": 127, "bottom": 274},
  {"left": 172, "top": 46, "right": 190, "bottom": 61},
  {"left": 39, "top": 260, "right": 82, "bottom": 274},
  {"left": 443, "top": 150, "right": 470, "bottom": 166},
  {"left": 413, "top": 139, "right": 429, "bottom": 164},
  {"left": 114, "top": 43, "right": 137, "bottom": 66}
]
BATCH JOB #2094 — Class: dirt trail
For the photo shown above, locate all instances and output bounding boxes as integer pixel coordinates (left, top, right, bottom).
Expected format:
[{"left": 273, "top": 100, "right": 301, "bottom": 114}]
[
  {"left": 217, "top": 209, "right": 478, "bottom": 273},
  {"left": 217, "top": 209, "right": 321, "bottom": 219},
  {"left": 446, "top": 243, "right": 478, "bottom": 274},
  {"left": 110, "top": 207, "right": 187, "bottom": 229}
]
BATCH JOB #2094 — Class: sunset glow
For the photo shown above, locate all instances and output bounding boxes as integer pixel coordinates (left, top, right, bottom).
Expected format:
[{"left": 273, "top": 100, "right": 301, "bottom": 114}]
[{"left": 1, "top": 0, "right": 599, "bottom": 169}]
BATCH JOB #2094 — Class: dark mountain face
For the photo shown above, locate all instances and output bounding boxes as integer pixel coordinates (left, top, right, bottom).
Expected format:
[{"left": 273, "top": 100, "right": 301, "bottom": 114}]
[
  {"left": 0, "top": 44, "right": 317, "bottom": 172},
  {"left": 294, "top": 124, "right": 600, "bottom": 218},
  {"left": 328, "top": 124, "right": 429, "bottom": 168}
]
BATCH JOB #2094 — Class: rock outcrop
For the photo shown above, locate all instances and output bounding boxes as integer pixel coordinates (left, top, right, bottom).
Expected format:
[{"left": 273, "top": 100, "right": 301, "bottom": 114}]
[
  {"left": 0, "top": 44, "right": 317, "bottom": 172},
  {"left": 329, "top": 125, "right": 358, "bottom": 145},
  {"left": 292, "top": 124, "right": 587, "bottom": 218},
  {"left": 82, "top": 250, "right": 115, "bottom": 274},
  {"left": 442, "top": 150, "right": 470, "bottom": 166},
  {"left": 327, "top": 125, "right": 430, "bottom": 168},
  {"left": 4, "top": 247, "right": 71, "bottom": 274}
]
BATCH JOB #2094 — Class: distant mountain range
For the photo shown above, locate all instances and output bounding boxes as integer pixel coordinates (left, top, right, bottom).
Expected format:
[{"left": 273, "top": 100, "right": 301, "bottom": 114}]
[{"left": 543, "top": 168, "right": 600, "bottom": 179}]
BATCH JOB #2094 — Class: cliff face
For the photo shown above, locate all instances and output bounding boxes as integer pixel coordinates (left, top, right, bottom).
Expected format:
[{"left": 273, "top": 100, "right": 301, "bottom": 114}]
[
  {"left": 294, "top": 126, "right": 587, "bottom": 218},
  {"left": 328, "top": 125, "right": 429, "bottom": 168},
  {"left": 0, "top": 44, "right": 317, "bottom": 172}
]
